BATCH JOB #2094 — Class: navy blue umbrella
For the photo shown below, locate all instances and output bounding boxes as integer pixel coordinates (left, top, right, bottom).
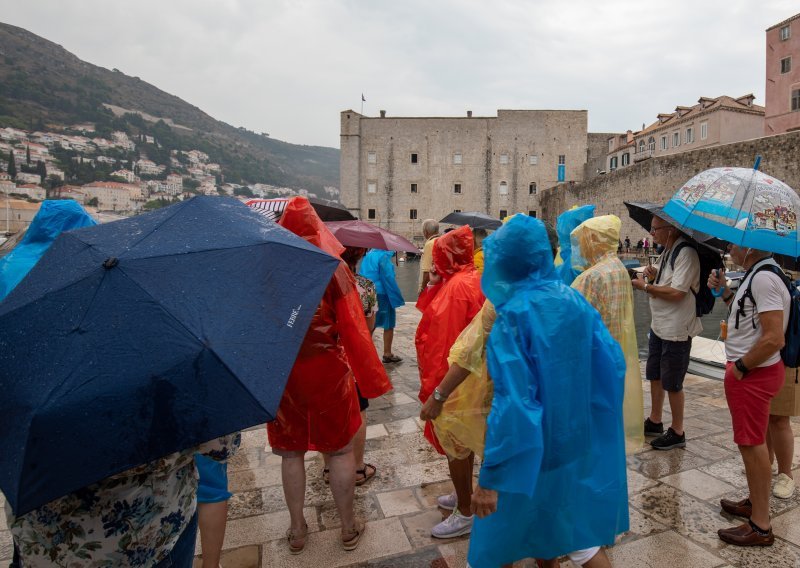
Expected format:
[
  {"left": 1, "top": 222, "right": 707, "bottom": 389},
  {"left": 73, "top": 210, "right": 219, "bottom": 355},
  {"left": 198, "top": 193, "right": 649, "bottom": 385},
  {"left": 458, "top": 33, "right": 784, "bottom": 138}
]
[{"left": 0, "top": 196, "right": 340, "bottom": 515}]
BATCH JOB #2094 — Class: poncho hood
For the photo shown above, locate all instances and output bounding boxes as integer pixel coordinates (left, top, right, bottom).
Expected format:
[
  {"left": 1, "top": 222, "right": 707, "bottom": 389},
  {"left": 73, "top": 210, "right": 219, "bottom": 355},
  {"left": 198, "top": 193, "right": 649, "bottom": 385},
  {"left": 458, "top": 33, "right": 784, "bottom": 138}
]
[
  {"left": 571, "top": 214, "right": 622, "bottom": 269},
  {"left": 433, "top": 225, "right": 474, "bottom": 278},
  {"left": 554, "top": 204, "right": 594, "bottom": 284},
  {"left": 481, "top": 215, "right": 555, "bottom": 307},
  {"left": 278, "top": 197, "right": 344, "bottom": 257}
]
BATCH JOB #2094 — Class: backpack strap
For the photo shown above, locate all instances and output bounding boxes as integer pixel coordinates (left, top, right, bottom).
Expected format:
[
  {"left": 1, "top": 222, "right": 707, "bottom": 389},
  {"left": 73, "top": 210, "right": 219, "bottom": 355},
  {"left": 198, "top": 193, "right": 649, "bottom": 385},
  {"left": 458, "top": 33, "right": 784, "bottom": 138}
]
[
  {"left": 659, "top": 241, "right": 698, "bottom": 295},
  {"left": 734, "top": 260, "right": 786, "bottom": 330}
]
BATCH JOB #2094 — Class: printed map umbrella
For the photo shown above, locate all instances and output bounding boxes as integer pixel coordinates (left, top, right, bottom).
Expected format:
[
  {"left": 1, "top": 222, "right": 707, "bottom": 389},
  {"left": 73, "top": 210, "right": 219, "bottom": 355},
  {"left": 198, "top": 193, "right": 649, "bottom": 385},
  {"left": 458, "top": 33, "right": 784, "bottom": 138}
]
[
  {"left": 0, "top": 196, "right": 340, "bottom": 515},
  {"left": 325, "top": 220, "right": 419, "bottom": 253},
  {"left": 663, "top": 167, "right": 800, "bottom": 257}
]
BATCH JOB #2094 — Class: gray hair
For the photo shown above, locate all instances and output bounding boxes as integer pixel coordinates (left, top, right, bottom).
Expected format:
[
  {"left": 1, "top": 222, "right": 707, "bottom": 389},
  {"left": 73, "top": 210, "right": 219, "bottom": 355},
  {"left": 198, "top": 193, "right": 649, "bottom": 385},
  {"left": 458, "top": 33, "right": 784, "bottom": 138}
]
[{"left": 422, "top": 219, "right": 439, "bottom": 237}]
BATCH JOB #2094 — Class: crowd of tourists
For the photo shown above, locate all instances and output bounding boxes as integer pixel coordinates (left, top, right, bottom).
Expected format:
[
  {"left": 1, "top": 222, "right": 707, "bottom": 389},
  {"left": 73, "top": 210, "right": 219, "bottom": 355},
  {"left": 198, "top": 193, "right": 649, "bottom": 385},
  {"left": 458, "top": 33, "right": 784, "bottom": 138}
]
[{"left": 2, "top": 196, "right": 796, "bottom": 567}]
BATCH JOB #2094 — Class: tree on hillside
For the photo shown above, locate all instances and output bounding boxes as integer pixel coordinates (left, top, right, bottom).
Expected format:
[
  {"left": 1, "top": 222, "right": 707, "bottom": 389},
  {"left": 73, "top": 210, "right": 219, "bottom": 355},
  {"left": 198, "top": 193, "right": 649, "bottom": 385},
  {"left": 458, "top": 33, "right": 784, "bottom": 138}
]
[
  {"left": 7, "top": 151, "right": 16, "bottom": 178},
  {"left": 36, "top": 160, "right": 47, "bottom": 180},
  {"left": 87, "top": 197, "right": 99, "bottom": 207},
  {"left": 25, "top": 145, "right": 30, "bottom": 165}
]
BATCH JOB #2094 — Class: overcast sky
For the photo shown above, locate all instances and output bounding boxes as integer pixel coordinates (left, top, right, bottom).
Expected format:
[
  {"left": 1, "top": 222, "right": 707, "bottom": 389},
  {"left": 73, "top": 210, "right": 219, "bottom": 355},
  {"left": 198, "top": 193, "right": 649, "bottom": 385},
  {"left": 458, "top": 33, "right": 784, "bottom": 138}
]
[{"left": 1, "top": 1, "right": 797, "bottom": 148}]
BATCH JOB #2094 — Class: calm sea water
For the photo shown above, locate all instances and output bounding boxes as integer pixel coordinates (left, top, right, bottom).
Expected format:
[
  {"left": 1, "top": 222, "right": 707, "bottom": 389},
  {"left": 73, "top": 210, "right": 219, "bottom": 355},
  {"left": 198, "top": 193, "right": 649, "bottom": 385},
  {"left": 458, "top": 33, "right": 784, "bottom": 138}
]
[{"left": 391, "top": 257, "right": 729, "bottom": 357}]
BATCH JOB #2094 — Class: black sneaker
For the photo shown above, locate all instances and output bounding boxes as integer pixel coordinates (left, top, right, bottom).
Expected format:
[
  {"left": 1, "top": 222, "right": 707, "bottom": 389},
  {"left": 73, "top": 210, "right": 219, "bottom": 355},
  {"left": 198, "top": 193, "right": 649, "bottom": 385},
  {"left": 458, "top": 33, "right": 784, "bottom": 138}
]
[
  {"left": 650, "top": 427, "right": 686, "bottom": 451},
  {"left": 644, "top": 417, "right": 664, "bottom": 436}
]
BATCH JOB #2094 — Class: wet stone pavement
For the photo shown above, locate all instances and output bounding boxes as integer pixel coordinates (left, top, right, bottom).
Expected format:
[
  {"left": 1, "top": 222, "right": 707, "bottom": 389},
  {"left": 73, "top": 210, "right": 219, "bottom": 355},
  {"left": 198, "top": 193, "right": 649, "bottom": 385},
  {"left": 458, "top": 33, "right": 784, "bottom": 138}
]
[{"left": 4, "top": 304, "right": 800, "bottom": 567}]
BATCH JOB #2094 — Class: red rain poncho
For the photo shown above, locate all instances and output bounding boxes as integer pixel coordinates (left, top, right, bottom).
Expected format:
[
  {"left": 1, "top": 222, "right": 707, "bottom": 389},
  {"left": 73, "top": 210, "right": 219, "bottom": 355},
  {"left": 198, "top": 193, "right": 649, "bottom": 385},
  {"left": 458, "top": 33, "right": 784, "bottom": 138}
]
[
  {"left": 415, "top": 226, "right": 485, "bottom": 454},
  {"left": 267, "top": 198, "right": 391, "bottom": 452}
]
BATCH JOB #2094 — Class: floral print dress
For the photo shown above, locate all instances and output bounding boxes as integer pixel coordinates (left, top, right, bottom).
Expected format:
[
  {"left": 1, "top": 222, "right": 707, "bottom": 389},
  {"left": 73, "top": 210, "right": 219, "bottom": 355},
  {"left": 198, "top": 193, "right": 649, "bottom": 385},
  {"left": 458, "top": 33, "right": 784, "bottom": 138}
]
[{"left": 7, "top": 434, "right": 240, "bottom": 567}]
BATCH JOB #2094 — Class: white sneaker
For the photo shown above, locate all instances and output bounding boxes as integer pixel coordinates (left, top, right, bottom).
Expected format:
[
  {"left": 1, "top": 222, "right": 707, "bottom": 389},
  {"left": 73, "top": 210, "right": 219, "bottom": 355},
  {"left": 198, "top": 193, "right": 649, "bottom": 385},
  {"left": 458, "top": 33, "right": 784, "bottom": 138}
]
[
  {"left": 431, "top": 509, "right": 474, "bottom": 538},
  {"left": 436, "top": 492, "right": 457, "bottom": 510},
  {"left": 773, "top": 473, "right": 796, "bottom": 499}
]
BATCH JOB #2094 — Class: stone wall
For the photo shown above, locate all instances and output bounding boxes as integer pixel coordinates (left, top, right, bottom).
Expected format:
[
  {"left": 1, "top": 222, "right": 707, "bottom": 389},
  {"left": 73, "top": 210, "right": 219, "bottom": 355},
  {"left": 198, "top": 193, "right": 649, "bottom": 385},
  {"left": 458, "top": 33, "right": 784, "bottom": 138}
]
[{"left": 539, "top": 130, "right": 800, "bottom": 242}]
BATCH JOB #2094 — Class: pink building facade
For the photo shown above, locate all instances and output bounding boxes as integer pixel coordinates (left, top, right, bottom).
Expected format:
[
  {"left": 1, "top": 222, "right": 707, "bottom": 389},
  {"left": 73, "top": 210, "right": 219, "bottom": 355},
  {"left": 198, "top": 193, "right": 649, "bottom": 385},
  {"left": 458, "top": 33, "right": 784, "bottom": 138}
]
[{"left": 765, "top": 13, "right": 800, "bottom": 135}]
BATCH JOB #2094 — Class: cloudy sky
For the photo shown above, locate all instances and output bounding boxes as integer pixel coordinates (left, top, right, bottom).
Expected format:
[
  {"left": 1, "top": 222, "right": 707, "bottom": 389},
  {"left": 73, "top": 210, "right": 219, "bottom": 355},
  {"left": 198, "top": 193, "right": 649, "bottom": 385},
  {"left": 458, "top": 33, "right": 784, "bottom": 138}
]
[{"left": 1, "top": 1, "right": 796, "bottom": 148}]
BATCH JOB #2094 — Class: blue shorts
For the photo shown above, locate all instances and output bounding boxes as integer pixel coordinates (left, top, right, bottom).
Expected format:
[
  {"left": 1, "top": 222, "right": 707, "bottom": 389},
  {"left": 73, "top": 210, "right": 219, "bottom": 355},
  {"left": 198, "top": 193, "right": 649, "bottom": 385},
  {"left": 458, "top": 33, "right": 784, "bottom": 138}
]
[
  {"left": 375, "top": 294, "right": 396, "bottom": 329},
  {"left": 195, "top": 453, "right": 232, "bottom": 504}
]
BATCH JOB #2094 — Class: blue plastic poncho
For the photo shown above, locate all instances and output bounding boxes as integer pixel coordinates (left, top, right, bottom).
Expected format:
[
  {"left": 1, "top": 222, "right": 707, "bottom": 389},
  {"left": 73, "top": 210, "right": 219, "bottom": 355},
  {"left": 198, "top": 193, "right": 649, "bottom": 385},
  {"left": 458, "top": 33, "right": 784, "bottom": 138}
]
[
  {"left": 359, "top": 249, "right": 405, "bottom": 308},
  {"left": 468, "top": 215, "right": 628, "bottom": 567},
  {"left": 554, "top": 204, "right": 594, "bottom": 285},
  {"left": 0, "top": 200, "right": 96, "bottom": 300}
]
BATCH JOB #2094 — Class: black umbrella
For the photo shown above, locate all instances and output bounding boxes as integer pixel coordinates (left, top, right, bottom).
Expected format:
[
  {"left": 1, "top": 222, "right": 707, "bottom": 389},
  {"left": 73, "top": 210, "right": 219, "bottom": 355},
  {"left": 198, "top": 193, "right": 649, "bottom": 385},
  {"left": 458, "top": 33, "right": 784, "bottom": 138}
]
[
  {"left": 624, "top": 201, "right": 726, "bottom": 253},
  {"left": 440, "top": 211, "right": 501, "bottom": 230}
]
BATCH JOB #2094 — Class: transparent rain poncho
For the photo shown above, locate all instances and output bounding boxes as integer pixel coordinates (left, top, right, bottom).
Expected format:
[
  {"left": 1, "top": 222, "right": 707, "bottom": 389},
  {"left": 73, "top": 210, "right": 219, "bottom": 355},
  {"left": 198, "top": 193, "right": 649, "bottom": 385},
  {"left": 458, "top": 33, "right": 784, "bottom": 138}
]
[
  {"left": 570, "top": 215, "right": 645, "bottom": 454},
  {"left": 468, "top": 214, "right": 628, "bottom": 567},
  {"left": 433, "top": 299, "right": 496, "bottom": 459},
  {"left": 553, "top": 204, "right": 595, "bottom": 285}
]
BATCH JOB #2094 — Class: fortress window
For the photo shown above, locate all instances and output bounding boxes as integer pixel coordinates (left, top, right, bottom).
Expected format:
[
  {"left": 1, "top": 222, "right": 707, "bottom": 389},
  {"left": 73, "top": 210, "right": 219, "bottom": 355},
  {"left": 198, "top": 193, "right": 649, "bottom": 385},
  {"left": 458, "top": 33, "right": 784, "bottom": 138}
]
[
  {"left": 410, "top": 209, "right": 418, "bottom": 219},
  {"left": 411, "top": 183, "right": 418, "bottom": 193},
  {"left": 499, "top": 210, "right": 508, "bottom": 219},
  {"left": 367, "top": 151, "right": 376, "bottom": 164},
  {"left": 453, "top": 153, "right": 462, "bottom": 165},
  {"left": 499, "top": 153, "right": 509, "bottom": 165},
  {"left": 454, "top": 183, "right": 462, "bottom": 194},
  {"left": 529, "top": 155, "right": 538, "bottom": 165},
  {"left": 367, "top": 181, "right": 377, "bottom": 194},
  {"left": 499, "top": 181, "right": 508, "bottom": 195},
  {"left": 529, "top": 210, "right": 537, "bottom": 218},
  {"left": 411, "top": 153, "right": 418, "bottom": 164},
  {"left": 368, "top": 209, "right": 376, "bottom": 219},
  {"left": 529, "top": 182, "right": 537, "bottom": 195}
]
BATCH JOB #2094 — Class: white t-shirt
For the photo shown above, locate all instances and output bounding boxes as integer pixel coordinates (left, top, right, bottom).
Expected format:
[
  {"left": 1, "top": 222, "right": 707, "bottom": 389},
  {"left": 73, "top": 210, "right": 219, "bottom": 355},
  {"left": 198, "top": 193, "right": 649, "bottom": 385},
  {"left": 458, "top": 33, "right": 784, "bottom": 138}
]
[
  {"left": 725, "top": 258, "right": 791, "bottom": 366},
  {"left": 650, "top": 237, "right": 703, "bottom": 341}
]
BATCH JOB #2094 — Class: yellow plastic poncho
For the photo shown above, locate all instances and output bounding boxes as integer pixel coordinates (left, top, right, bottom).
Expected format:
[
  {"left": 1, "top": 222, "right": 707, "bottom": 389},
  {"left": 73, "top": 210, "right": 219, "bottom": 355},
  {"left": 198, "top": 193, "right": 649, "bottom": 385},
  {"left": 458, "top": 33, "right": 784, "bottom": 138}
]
[
  {"left": 433, "top": 300, "right": 496, "bottom": 459},
  {"left": 570, "top": 215, "right": 644, "bottom": 453}
]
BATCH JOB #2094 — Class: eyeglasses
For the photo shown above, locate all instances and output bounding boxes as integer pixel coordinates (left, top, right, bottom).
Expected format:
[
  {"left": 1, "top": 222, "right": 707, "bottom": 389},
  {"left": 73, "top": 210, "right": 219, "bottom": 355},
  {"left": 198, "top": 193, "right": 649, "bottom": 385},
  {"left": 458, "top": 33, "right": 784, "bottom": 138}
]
[{"left": 650, "top": 226, "right": 671, "bottom": 233}]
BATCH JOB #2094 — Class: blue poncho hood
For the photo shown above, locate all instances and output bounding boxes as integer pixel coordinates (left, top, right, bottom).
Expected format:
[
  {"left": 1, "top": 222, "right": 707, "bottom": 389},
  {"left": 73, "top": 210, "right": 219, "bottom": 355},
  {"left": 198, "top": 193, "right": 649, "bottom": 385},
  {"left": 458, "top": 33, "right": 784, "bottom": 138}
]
[
  {"left": 359, "top": 249, "right": 405, "bottom": 308},
  {"left": 554, "top": 204, "right": 594, "bottom": 285},
  {"left": 0, "top": 200, "right": 97, "bottom": 300}
]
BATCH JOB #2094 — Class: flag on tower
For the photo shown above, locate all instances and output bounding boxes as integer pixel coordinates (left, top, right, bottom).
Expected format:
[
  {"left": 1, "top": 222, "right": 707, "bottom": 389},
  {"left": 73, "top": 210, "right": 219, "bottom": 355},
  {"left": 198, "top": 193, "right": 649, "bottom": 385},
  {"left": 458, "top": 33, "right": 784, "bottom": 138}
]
[{"left": 361, "top": 94, "right": 366, "bottom": 102}]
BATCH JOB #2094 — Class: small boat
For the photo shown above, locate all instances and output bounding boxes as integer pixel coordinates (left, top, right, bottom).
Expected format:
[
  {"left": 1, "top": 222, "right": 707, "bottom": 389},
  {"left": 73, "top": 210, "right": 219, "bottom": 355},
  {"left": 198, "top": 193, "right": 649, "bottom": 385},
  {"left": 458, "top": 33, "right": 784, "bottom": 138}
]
[{"left": 688, "top": 336, "right": 726, "bottom": 380}]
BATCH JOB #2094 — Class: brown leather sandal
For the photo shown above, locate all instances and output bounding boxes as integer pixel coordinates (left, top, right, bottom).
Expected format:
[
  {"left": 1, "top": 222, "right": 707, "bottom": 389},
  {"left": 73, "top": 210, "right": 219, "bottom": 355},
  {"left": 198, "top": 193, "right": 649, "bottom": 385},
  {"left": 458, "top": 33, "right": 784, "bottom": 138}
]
[
  {"left": 355, "top": 463, "right": 377, "bottom": 486},
  {"left": 341, "top": 520, "right": 366, "bottom": 551},
  {"left": 286, "top": 522, "right": 308, "bottom": 554}
]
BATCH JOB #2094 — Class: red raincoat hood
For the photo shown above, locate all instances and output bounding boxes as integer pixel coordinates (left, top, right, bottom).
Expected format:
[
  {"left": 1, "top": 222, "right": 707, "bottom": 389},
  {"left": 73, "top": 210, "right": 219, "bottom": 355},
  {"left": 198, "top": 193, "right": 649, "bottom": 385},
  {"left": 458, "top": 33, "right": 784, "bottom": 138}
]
[
  {"left": 433, "top": 225, "right": 474, "bottom": 278},
  {"left": 278, "top": 197, "right": 344, "bottom": 258}
]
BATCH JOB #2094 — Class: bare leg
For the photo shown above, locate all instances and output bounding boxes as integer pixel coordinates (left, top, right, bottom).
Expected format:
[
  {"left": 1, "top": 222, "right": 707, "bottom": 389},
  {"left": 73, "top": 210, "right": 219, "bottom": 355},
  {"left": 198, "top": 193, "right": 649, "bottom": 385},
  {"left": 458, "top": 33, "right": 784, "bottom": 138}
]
[
  {"left": 740, "top": 443, "right": 772, "bottom": 529},
  {"left": 354, "top": 410, "right": 368, "bottom": 471},
  {"left": 281, "top": 454, "right": 308, "bottom": 534},
  {"left": 768, "top": 415, "right": 794, "bottom": 477},
  {"left": 667, "top": 390, "right": 685, "bottom": 435},
  {"left": 326, "top": 449, "right": 357, "bottom": 533},
  {"left": 383, "top": 328, "right": 394, "bottom": 357},
  {"left": 198, "top": 501, "right": 228, "bottom": 568},
  {"left": 649, "top": 379, "right": 665, "bottom": 423},
  {"left": 538, "top": 560, "right": 559, "bottom": 568},
  {"left": 448, "top": 453, "right": 474, "bottom": 516},
  {"left": 583, "top": 549, "right": 612, "bottom": 568}
]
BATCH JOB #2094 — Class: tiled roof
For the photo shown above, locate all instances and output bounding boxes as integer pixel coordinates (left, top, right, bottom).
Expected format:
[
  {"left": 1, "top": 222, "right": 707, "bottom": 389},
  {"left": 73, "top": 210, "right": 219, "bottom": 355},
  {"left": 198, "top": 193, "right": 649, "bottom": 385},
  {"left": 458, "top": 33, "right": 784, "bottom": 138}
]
[
  {"left": 767, "top": 13, "right": 800, "bottom": 32},
  {"left": 636, "top": 95, "right": 764, "bottom": 137}
]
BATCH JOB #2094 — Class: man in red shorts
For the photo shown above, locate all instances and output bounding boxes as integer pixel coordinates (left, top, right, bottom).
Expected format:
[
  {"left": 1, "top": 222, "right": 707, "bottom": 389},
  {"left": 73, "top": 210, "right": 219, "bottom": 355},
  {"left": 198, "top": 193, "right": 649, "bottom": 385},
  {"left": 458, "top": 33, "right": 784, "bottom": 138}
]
[{"left": 709, "top": 243, "right": 790, "bottom": 546}]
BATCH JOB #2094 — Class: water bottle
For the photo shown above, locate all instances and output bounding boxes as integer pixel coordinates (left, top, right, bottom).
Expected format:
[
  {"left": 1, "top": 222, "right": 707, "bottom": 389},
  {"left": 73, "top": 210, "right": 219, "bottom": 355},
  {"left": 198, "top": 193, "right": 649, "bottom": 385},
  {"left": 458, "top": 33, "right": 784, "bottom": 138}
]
[{"left": 720, "top": 319, "right": 728, "bottom": 341}]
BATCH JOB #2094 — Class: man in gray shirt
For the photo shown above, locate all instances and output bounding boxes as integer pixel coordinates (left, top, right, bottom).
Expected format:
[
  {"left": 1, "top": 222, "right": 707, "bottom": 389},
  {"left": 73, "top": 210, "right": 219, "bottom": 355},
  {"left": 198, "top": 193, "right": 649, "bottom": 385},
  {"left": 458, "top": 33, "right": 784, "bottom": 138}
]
[{"left": 632, "top": 216, "right": 701, "bottom": 450}]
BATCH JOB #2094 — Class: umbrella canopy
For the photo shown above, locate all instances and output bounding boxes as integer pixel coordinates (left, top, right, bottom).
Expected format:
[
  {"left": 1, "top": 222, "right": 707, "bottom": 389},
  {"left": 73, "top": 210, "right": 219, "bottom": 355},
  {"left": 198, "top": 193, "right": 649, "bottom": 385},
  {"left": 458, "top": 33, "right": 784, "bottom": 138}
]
[
  {"left": 0, "top": 196, "right": 340, "bottom": 515},
  {"left": 440, "top": 211, "right": 502, "bottom": 230},
  {"left": 624, "top": 201, "right": 726, "bottom": 253},
  {"left": 246, "top": 197, "right": 356, "bottom": 222},
  {"left": 663, "top": 167, "right": 800, "bottom": 257},
  {"left": 325, "top": 220, "right": 419, "bottom": 253}
]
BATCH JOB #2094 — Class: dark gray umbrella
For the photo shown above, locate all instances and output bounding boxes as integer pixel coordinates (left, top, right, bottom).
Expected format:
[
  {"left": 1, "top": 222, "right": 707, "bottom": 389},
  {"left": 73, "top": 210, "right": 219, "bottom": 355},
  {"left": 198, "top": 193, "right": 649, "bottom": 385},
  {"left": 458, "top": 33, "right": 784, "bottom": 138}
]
[
  {"left": 440, "top": 211, "right": 501, "bottom": 230},
  {"left": 624, "top": 201, "right": 726, "bottom": 253}
]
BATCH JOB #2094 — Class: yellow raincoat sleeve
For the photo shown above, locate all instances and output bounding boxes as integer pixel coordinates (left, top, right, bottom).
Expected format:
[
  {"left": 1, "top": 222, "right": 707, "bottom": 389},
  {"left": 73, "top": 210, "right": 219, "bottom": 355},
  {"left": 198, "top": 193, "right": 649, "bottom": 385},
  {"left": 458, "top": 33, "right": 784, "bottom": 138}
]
[
  {"left": 433, "top": 300, "right": 496, "bottom": 459},
  {"left": 571, "top": 215, "right": 644, "bottom": 454}
]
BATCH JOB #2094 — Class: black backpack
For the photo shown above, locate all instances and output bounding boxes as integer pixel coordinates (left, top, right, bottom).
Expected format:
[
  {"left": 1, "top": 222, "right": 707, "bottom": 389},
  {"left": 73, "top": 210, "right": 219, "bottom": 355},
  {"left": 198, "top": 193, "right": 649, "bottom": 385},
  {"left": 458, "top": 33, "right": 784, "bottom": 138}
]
[
  {"left": 656, "top": 241, "right": 722, "bottom": 317},
  {"left": 735, "top": 261, "right": 800, "bottom": 368}
]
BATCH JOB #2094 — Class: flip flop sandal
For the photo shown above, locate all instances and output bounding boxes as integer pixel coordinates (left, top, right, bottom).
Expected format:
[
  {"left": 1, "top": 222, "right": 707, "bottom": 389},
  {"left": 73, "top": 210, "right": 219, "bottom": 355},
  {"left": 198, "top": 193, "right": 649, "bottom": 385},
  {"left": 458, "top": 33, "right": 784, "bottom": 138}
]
[
  {"left": 341, "top": 521, "right": 366, "bottom": 551},
  {"left": 322, "top": 468, "right": 330, "bottom": 484},
  {"left": 286, "top": 523, "right": 308, "bottom": 555},
  {"left": 382, "top": 354, "right": 402, "bottom": 363},
  {"left": 355, "top": 463, "right": 377, "bottom": 486}
]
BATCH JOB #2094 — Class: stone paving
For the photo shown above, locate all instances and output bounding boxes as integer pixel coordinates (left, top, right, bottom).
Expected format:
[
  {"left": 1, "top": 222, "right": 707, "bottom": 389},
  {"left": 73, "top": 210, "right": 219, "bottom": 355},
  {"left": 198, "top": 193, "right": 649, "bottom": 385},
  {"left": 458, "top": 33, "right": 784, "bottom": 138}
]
[{"left": 4, "top": 304, "right": 800, "bottom": 567}]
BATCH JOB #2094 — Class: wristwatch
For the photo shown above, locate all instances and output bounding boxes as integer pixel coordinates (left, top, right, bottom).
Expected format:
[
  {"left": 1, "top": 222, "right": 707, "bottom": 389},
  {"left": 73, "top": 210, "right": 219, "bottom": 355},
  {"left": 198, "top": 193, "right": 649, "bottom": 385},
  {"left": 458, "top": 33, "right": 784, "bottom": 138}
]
[
  {"left": 433, "top": 388, "right": 448, "bottom": 402},
  {"left": 734, "top": 358, "right": 749, "bottom": 375}
]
